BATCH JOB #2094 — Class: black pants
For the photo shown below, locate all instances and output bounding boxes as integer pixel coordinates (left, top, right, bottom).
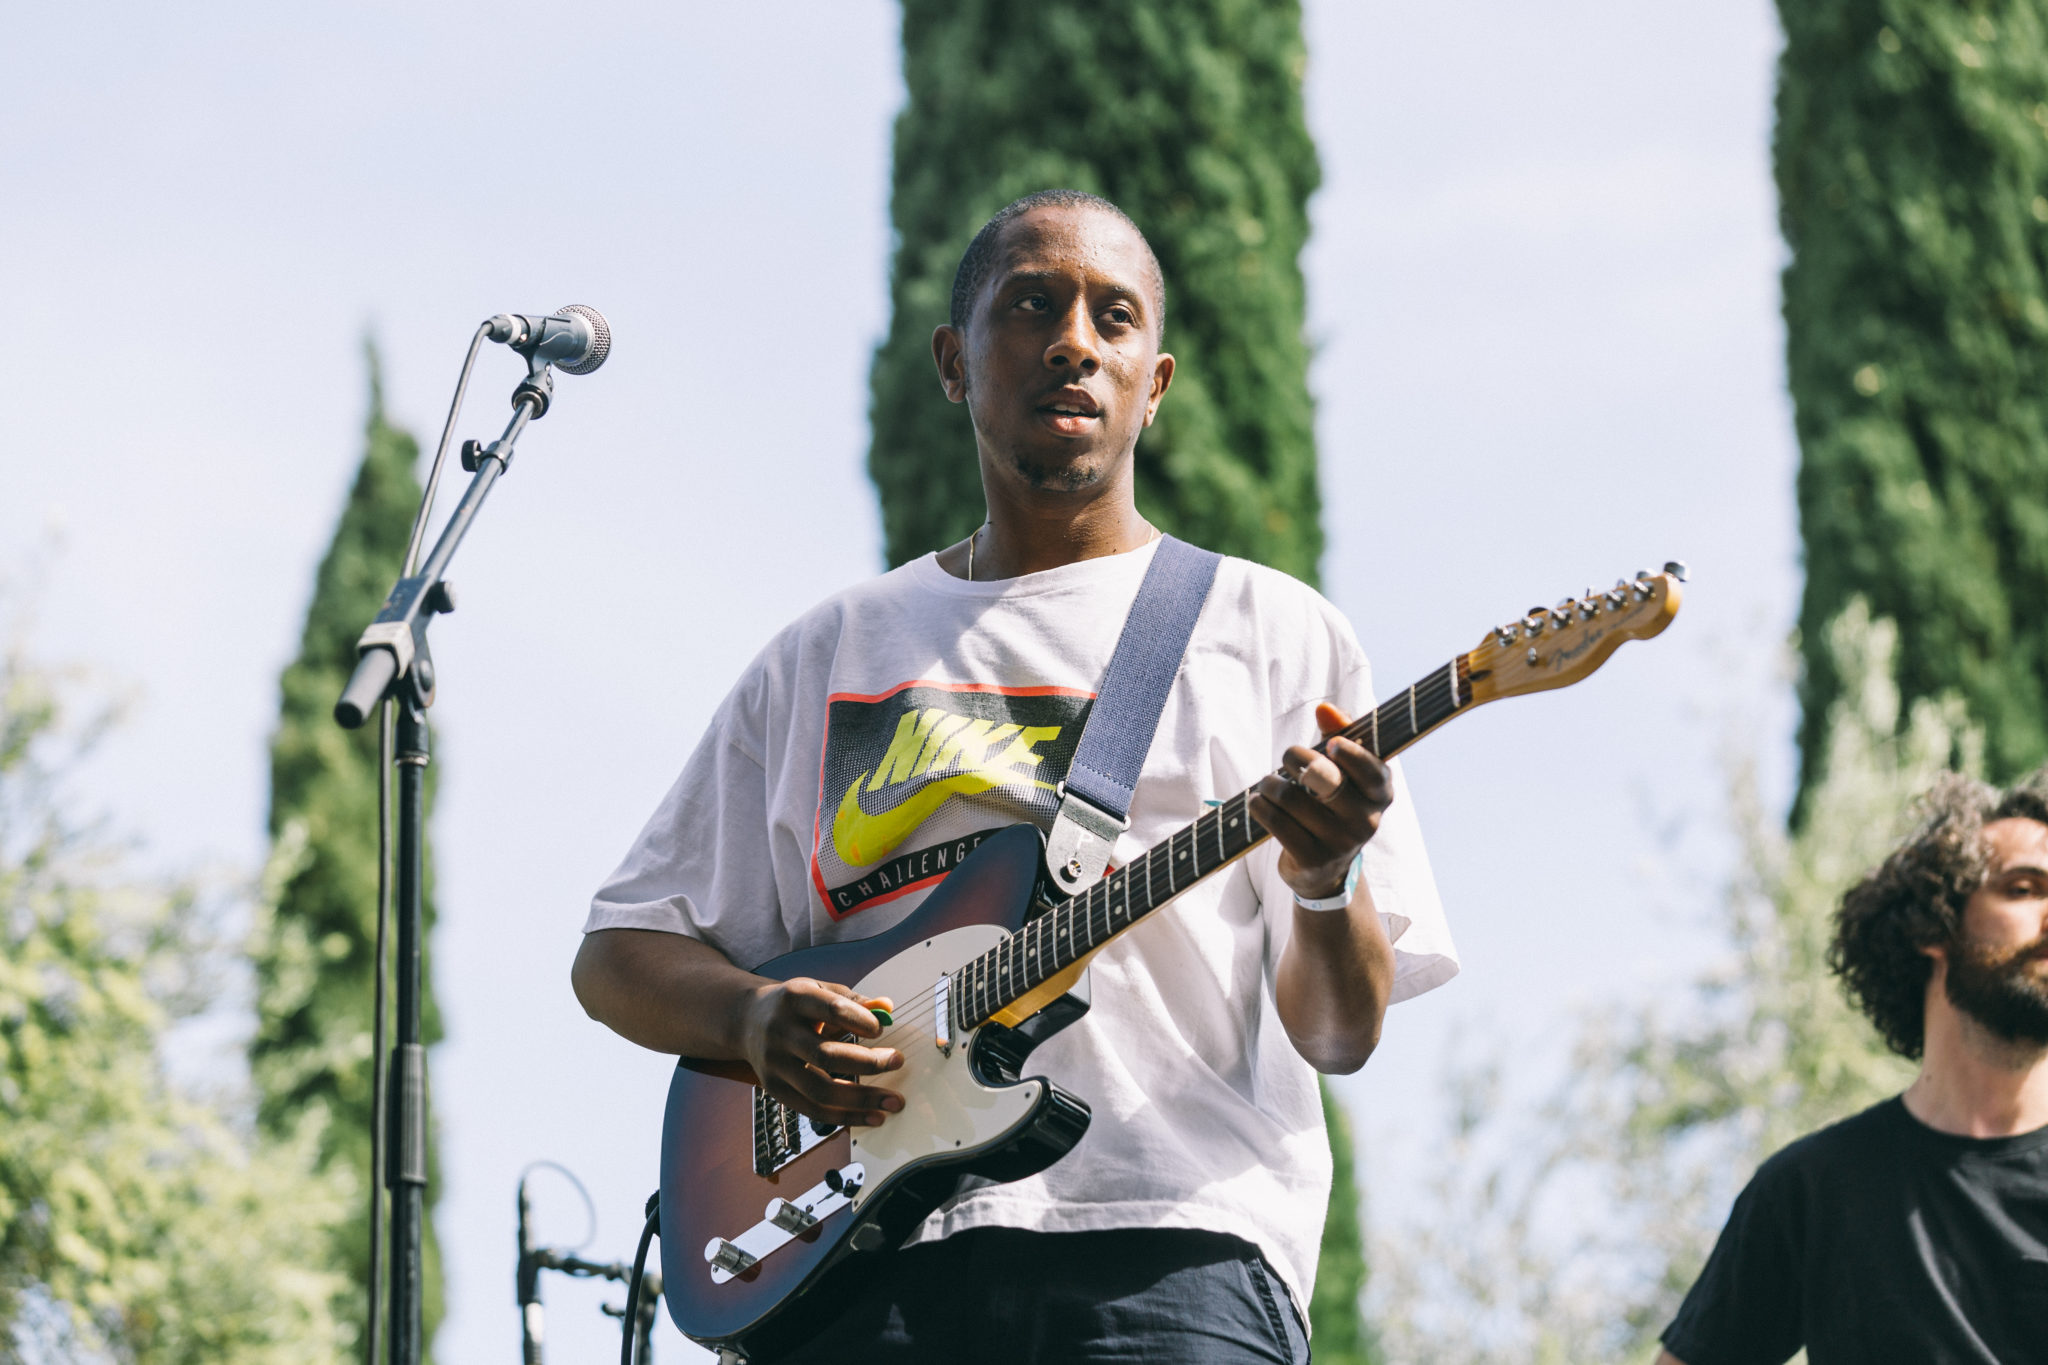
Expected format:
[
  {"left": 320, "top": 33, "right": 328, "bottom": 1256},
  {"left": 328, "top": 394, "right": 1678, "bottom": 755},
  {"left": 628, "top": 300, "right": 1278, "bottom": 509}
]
[{"left": 762, "top": 1226, "right": 1311, "bottom": 1364}]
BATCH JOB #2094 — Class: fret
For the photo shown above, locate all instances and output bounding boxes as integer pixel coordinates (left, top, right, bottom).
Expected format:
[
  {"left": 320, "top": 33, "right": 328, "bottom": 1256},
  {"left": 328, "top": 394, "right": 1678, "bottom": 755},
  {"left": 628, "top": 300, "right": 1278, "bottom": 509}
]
[{"left": 956, "top": 655, "right": 1488, "bottom": 1033}]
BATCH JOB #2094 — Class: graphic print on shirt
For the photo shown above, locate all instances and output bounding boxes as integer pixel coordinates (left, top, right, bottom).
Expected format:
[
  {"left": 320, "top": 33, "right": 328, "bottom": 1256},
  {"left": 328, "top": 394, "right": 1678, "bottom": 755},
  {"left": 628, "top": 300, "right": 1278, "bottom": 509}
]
[{"left": 811, "top": 680, "right": 1091, "bottom": 918}]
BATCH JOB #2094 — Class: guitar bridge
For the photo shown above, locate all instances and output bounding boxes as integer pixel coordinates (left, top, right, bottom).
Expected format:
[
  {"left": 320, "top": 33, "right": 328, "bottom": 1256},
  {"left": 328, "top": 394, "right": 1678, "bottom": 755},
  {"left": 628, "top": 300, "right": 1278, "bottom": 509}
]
[{"left": 753, "top": 1086, "right": 835, "bottom": 1177}]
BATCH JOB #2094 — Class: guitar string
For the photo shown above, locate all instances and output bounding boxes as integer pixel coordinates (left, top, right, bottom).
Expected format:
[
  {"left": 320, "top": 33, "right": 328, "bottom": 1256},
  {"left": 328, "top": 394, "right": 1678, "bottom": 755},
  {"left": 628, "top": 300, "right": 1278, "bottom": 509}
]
[
  {"left": 834, "top": 666, "right": 1469, "bottom": 1054},
  {"left": 778, "top": 667, "right": 1479, "bottom": 1117},
  {"left": 859, "top": 672, "right": 1465, "bottom": 1052}
]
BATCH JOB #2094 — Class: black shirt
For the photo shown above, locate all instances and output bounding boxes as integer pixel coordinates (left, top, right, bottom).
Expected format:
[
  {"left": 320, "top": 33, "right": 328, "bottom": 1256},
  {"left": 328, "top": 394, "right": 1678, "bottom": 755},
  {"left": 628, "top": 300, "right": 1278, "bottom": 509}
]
[{"left": 1662, "top": 1097, "right": 2048, "bottom": 1365}]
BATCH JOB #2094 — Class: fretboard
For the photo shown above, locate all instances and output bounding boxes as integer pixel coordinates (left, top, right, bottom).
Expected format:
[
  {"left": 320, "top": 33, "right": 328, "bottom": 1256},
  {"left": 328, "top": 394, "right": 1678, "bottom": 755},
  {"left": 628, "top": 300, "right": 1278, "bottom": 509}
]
[{"left": 954, "top": 655, "right": 1472, "bottom": 1032}]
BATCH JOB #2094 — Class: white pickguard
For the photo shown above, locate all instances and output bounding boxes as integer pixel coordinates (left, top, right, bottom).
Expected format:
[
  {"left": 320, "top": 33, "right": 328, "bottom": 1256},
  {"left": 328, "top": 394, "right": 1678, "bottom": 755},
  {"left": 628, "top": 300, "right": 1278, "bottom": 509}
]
[{"left": 844, "top": 924, "right": 1041, "bottom": 1205}]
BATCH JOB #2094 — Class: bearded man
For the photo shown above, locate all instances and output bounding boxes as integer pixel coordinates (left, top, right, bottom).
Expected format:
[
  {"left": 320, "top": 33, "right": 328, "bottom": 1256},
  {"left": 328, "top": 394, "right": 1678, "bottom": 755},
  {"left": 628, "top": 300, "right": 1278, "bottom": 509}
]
[{"left": 1658, "top": 773, "right": 2048, "bottom": 1365}]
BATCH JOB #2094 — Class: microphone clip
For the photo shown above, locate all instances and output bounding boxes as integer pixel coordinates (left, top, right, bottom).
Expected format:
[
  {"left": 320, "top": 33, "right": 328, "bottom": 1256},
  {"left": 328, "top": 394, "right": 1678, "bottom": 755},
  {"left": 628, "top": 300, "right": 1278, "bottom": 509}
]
[{"left": 512, "top": 362, "right": 554, "bottom": 421}]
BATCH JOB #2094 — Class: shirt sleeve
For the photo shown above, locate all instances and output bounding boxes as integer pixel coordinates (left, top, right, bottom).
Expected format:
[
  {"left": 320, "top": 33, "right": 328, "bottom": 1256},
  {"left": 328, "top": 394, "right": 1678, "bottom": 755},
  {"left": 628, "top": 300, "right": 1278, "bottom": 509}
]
[
  {"left": 1661, "top": 1158, "right": 1806, "bottom": 1365},
  {"left": 1253, "top": 658, "right": 1460, "bottom": 1005},
  {"left": 583, "top": 687, "right": 795, "bottom": 971}
]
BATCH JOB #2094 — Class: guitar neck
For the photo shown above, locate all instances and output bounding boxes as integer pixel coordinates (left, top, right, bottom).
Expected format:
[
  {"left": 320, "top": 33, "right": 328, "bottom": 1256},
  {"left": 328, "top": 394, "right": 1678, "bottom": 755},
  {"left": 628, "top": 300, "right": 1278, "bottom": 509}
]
[{"left": 954, "top": 655, "right": 1473, "bottom": 1032}]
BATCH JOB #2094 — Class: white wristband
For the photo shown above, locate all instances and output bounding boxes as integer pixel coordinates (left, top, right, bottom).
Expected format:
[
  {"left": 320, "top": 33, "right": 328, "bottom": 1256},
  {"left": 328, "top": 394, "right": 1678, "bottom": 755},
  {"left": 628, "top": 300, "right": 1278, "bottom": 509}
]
[{"left": 1292, "top": 854, "right": 1362, "bottom": 912}]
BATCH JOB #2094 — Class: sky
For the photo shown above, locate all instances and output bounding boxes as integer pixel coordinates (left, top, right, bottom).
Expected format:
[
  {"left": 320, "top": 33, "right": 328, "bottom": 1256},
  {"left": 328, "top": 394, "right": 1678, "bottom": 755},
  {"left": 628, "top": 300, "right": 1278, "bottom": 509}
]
[{"left": 2, "top": 3, "right": 1792, "bottom": 1360}]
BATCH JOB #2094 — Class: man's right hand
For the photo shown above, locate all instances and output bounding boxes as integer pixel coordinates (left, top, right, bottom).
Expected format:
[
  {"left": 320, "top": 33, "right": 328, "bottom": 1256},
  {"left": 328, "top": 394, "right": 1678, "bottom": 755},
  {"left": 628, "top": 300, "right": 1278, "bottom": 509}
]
[
  {"left": 571, "top": 928, "right": 909, "bottom": 1128},
  {"left": 738, "top": 976, "right": 906, "bottom": 1128}
]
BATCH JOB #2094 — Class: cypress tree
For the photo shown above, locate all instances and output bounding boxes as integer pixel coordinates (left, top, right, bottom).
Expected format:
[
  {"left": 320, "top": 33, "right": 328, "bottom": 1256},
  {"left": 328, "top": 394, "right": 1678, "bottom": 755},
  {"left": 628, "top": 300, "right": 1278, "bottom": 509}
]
[
  {"left": 254, "top": 344, "right": 445, "bottom": 1349},
  {"left": 870, "top": 3, "right": 1371, "bottom": 1351},
  {"left": 1779, "top": 1, "right": 2048, "bottom": 800},
  {"left": 869, "top": 0, "right": 1323, "bottom": 578}
]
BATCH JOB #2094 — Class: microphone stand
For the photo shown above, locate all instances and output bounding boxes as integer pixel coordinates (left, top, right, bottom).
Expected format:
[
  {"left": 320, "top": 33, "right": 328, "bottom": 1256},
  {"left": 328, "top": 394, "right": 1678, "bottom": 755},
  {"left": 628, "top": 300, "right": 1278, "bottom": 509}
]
[
  {"left": 516, "top": 1174, "right": 663, "bottom": 1365},
  {"left": 335, "top": 358, "right": 559, "bottom": 1365}
]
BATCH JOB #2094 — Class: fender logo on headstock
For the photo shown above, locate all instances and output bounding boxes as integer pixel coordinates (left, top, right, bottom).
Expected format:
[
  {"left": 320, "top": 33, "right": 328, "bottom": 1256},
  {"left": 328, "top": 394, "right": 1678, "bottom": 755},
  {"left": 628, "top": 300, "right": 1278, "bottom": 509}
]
[{"left": 1465, "top": 563, "right": 1685, "bottom": 706}]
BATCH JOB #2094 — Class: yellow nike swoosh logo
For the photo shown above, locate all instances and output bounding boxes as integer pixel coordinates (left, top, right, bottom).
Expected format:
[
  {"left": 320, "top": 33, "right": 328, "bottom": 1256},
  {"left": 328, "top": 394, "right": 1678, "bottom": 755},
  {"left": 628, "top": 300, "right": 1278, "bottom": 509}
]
[{"left": 832, "top": 769, "right": 1001, "bottom": 868}]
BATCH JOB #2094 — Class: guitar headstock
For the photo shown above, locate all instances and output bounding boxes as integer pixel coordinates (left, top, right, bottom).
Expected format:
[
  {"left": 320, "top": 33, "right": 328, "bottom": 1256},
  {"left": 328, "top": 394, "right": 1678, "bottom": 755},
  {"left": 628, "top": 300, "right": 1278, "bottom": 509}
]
[{"left": 1464, "top": 563, "right": 1685, "bottom": 705}]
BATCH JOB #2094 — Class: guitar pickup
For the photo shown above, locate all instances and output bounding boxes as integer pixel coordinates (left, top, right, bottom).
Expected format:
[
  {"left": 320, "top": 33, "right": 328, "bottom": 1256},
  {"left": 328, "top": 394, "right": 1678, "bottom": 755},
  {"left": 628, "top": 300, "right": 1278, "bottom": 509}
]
[{"left": 934, "top": 975, "right": 952, "bottom": 1055}]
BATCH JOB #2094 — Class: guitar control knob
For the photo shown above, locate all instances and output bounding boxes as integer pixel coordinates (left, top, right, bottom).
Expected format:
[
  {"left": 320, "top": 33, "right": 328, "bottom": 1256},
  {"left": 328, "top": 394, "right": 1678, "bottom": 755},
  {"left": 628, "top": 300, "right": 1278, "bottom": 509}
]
[
  {"left": 706, "top": 1238, "right": 758, "bottom": 1275},
  {"left": 767, "top": 1198, "right": 820, "bottom": 1233}
]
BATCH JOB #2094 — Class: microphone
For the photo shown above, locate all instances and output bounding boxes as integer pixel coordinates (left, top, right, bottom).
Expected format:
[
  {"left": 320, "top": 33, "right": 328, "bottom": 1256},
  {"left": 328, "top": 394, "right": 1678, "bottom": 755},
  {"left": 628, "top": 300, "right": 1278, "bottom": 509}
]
[{"left": 485, "top": 304, "right": 611, "bottom": 375}]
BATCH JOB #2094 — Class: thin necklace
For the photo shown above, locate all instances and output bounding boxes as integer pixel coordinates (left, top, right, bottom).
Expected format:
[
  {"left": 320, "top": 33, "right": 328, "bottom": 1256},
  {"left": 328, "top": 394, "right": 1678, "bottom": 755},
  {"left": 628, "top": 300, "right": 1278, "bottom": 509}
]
[{"left": 969, "top": 521, "right": 1161, "bottom": 582}]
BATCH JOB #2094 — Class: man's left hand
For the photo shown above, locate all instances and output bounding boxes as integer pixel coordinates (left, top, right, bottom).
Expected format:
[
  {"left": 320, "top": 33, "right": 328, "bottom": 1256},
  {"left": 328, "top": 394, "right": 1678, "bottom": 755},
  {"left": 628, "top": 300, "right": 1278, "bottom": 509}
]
[{"left": 1250, "top": 703, "right": 1393, "bottom": 900}]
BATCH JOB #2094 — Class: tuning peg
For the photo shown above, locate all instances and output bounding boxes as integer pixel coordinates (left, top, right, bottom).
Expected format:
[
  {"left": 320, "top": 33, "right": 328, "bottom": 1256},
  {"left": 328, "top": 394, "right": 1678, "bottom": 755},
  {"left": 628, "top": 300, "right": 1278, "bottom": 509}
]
[
  {"left": 1663, "top": 560, "right": 1689, "bottom": 582},
  {"left": 1524, "top": 607, "right": 1548, "bottom": 635},
  {"left": 1494, "top": 622, "right": 1519, "bottom": 646},
  {"left": 1581, "top": 588, "right": 1602, "bottom": 618},
  {"left": 1607, "top": 580, "right": 1631, "bottom": 609},
  {"left": 1550, "top": 600, "right": 1576, "bottom": 630}
]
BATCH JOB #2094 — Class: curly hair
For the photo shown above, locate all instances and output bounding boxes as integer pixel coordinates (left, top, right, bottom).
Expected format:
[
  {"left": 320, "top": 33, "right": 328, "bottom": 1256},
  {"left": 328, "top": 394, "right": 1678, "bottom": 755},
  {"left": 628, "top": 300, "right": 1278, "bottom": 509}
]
[{"left": 1830, "top": 769, "right": 2048, "bottom": 1058}]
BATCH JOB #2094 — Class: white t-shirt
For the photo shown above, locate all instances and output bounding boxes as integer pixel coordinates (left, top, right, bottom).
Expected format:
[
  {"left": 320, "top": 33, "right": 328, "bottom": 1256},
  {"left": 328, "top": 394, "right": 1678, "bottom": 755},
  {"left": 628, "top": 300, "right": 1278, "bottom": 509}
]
[{"left": 587, "top": 539, "right": 1459, "bottom": 1315}]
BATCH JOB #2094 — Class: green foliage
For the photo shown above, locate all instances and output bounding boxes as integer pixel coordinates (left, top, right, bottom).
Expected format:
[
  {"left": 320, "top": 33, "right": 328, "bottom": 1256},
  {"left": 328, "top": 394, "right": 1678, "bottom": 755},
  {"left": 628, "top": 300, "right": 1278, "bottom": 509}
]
[
  {"left": 874, "top": 1, "right": 1369, "bottom": 1343},
  {"left": 0, "top": 637, "right": 351, "bottom": 1361},
  {"left": 1368, "top": 604, "right": 1941, "bottom": 1363},
  {"left": 1312, "top": 1078, "right": 1380, "bottom": 1365},
  {"left": 253, "top": 346, "right": 444, "bottom": 1345},
  {"left": 1779, "top": 0, "right": 2048, "bottom": 799},
  {"left": 869, "top": 0, "right": 1324, "bottom": 578}
]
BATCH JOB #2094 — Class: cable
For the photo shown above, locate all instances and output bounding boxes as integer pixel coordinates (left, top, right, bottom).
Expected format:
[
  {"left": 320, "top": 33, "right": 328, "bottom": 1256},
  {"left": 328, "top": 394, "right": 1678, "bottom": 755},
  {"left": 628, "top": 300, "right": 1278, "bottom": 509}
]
[
  {"left": 366, "top": 700, "right": 392, "bottom": 1365},
  {"left": 620, "top": 1193, "right": 660, "bottom": 1365},
  {"left": 367, "top": 321, "right": 489, "bottom": 1361},
  {"left": 516, "top": 1160, "right": 599, "bottom": 1252},
  {"left": 404, "top": 322, "right": 491, "bottom": 577}
]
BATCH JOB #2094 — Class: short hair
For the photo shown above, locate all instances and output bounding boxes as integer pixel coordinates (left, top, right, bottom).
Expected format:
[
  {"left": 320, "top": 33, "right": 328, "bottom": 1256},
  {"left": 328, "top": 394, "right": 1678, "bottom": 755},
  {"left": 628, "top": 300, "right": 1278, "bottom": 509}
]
[
  {"left": 1829, "top": 769, "right": 2048, "bottom": 1058},
  {"left": 948, "top": 189, "right": 1166, "bottom": 333}
]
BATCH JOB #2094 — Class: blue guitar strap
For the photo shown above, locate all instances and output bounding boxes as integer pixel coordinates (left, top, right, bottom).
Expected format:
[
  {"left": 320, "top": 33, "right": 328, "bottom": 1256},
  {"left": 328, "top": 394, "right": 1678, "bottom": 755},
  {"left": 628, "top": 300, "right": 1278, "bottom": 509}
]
[{"left": 1044, "top": 534, "right": 1223, "bottom": 896}]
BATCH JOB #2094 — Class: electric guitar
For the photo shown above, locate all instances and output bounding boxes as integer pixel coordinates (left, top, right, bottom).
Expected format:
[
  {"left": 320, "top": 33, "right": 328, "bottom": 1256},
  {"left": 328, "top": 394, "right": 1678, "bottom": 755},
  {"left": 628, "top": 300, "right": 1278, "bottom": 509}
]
[{"left": 658, "top": 565, "right": 1686, "bottom": 1357}]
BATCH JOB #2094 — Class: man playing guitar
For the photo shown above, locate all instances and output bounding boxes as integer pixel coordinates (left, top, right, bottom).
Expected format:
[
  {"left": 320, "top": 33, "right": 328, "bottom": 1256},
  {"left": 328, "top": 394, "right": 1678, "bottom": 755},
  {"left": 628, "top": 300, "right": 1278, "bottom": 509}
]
[{"left": 573, "top": 190, "right": 1458, "bottom": 1362}]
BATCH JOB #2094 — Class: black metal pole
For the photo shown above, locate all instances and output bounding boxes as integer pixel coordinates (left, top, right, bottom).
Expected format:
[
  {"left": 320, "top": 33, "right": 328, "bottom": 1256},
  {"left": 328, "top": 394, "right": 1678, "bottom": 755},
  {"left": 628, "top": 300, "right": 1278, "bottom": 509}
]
[
  {"left": 389, "top": 695, "right": 430, "bottom": 1365},
  {"left": 335, "top": 371, "right": 556, "bottom": 1365}
]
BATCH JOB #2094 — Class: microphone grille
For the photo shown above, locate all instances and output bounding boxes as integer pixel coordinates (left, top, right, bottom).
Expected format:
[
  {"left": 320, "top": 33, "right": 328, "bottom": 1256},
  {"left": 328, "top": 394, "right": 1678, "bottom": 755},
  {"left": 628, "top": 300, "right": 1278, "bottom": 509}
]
[{"left": 555, "top": 304, "right": 611, "bottom": 375}]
